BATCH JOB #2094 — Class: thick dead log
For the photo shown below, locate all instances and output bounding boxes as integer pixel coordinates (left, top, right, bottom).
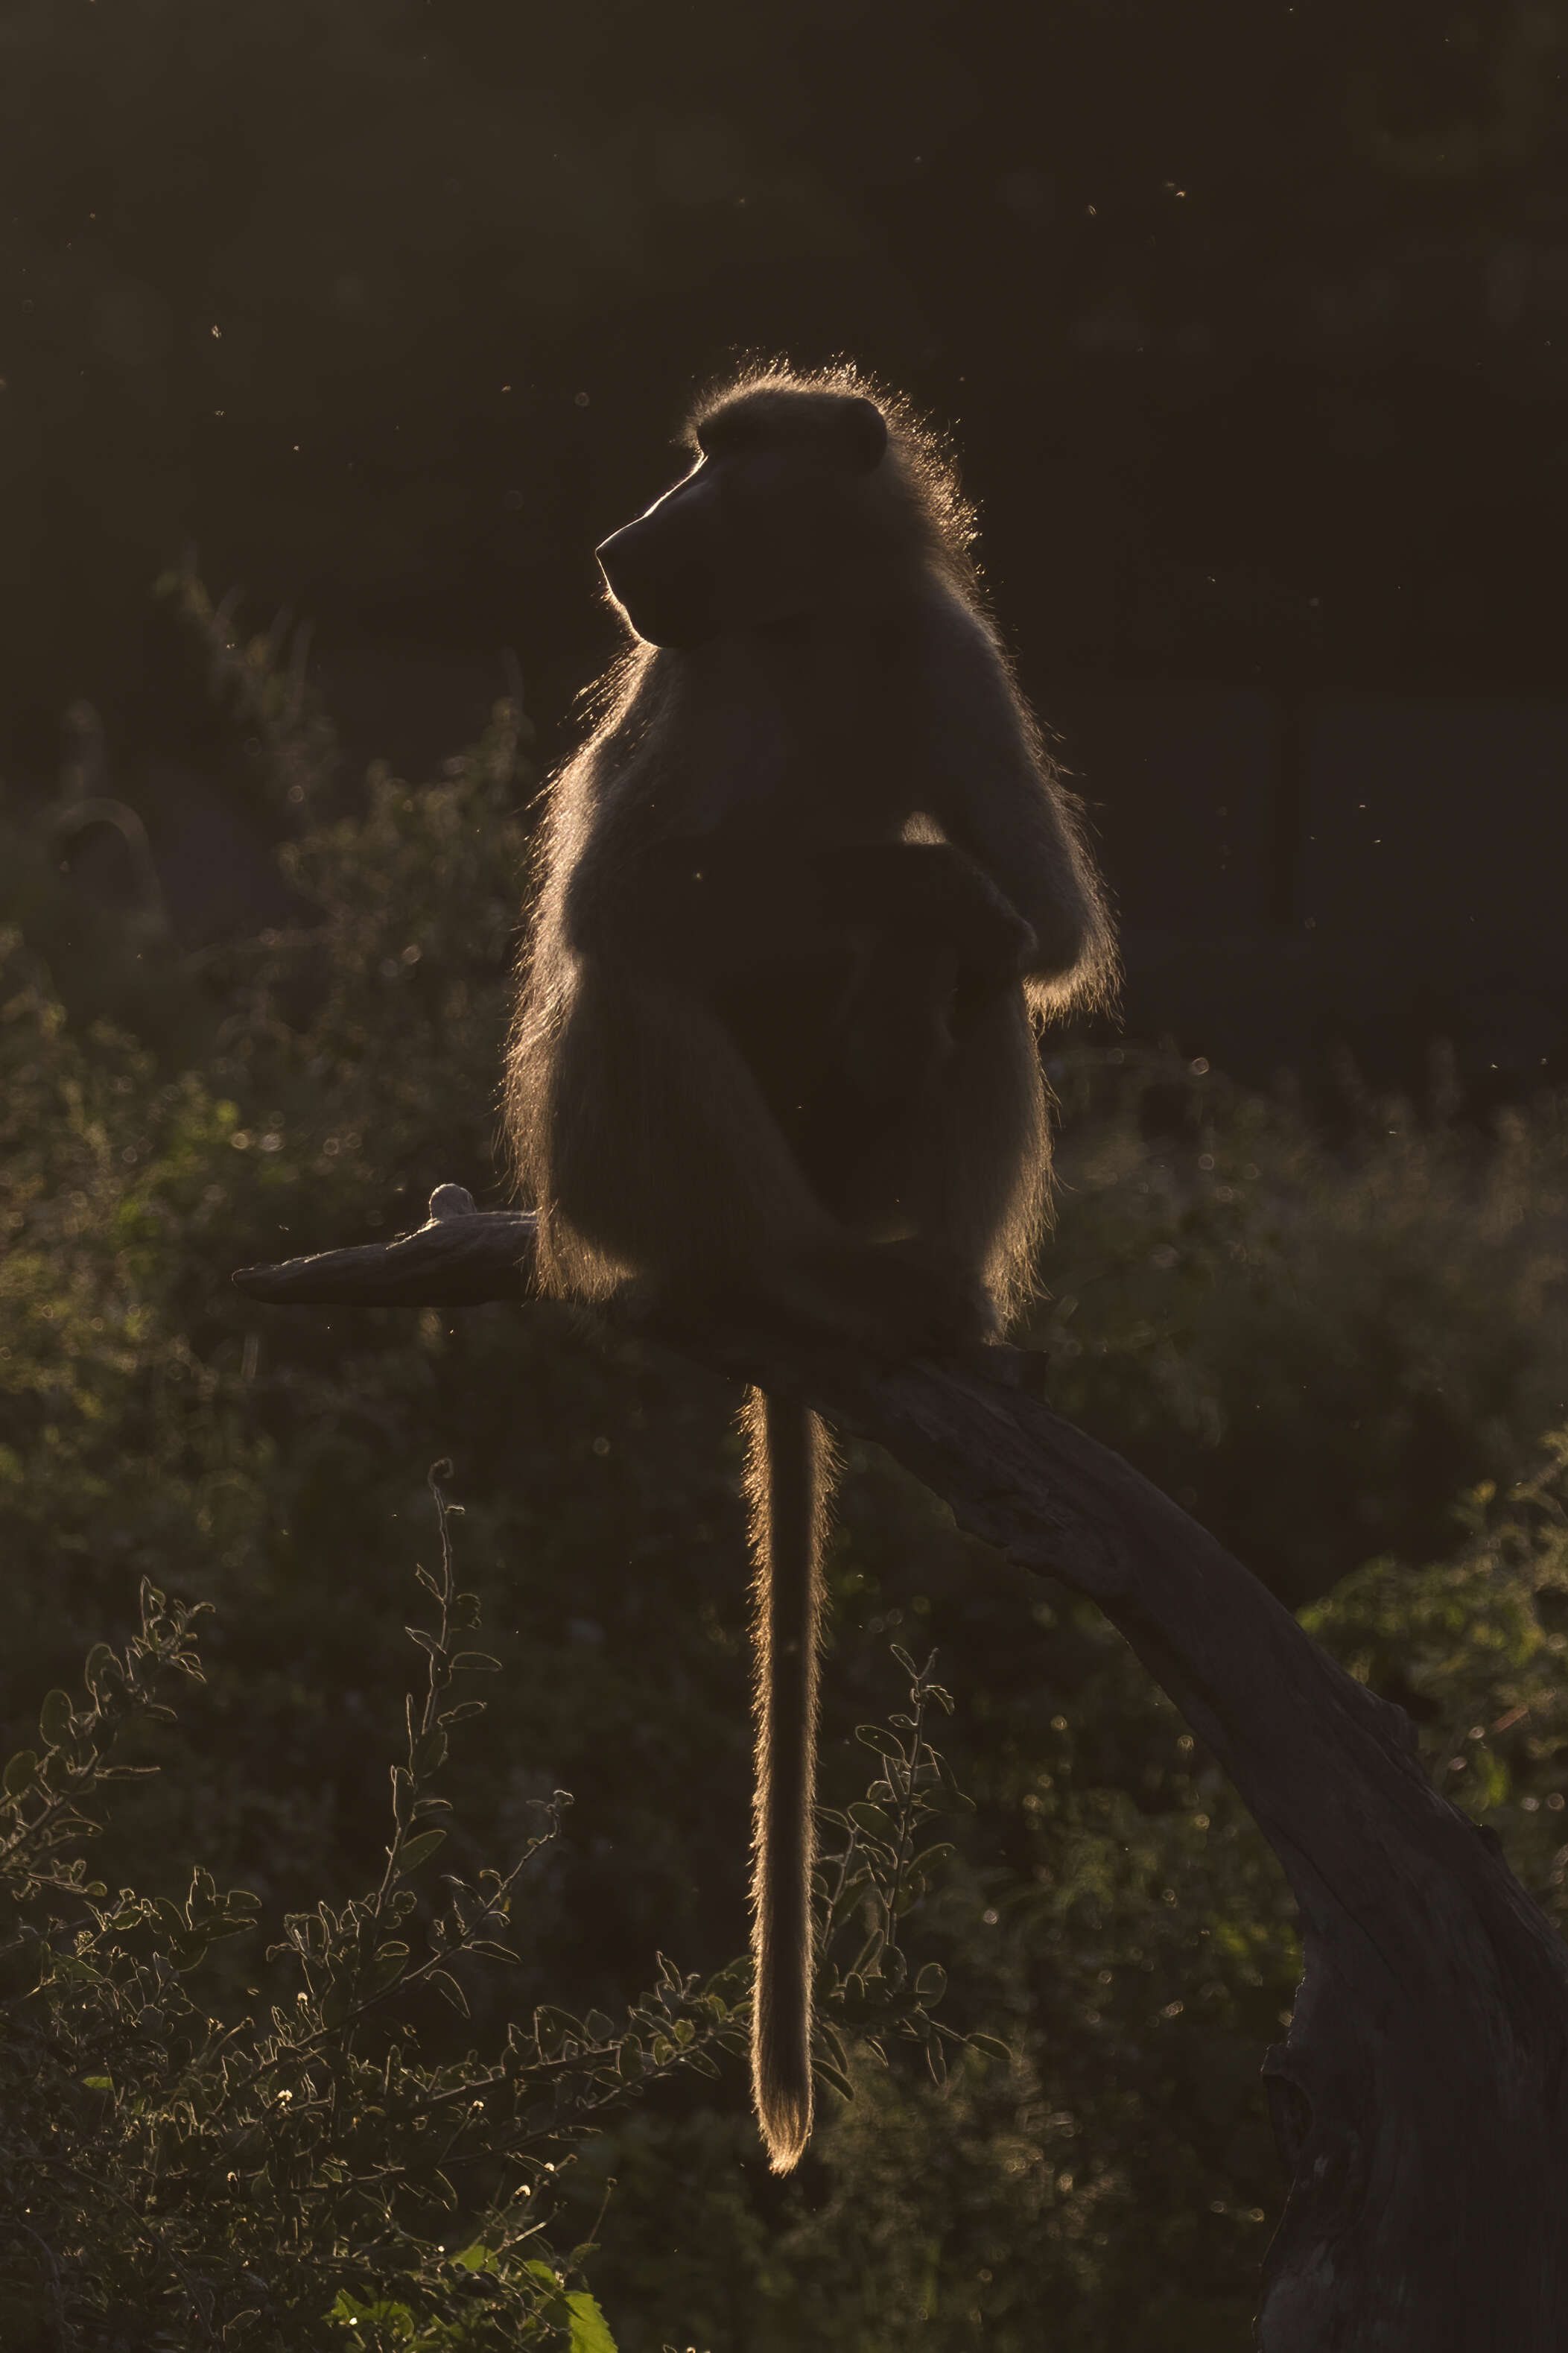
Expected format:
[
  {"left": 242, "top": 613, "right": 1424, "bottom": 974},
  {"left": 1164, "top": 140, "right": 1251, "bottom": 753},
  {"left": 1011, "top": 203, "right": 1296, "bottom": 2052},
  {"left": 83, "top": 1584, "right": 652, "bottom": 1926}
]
[{"left": 235, "top": 1191, "right": 1568, "bottom": 2350}]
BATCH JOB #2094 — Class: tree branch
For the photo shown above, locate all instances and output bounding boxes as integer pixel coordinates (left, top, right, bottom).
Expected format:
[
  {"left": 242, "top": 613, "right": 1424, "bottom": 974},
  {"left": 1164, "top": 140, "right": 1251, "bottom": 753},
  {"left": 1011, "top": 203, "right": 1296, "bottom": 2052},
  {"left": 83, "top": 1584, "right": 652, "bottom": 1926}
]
[
  {"left": 232, "top": 1186, "right": 535, "bottom": 1308},
  {"left": 234, "top": 1190, "right": 1568, "bottom": 2349}
]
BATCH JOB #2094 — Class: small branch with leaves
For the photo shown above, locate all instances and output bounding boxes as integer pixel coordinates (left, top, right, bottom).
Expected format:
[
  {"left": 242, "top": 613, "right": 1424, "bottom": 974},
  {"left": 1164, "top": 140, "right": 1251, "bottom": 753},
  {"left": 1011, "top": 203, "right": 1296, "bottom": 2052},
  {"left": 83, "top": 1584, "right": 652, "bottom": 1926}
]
[
  {"left": 813, "top": 1647, "right": 1009, "bottom": 2106},
  {"left": 0, "top": 1582, "right": 211, "bottom": 1913}
]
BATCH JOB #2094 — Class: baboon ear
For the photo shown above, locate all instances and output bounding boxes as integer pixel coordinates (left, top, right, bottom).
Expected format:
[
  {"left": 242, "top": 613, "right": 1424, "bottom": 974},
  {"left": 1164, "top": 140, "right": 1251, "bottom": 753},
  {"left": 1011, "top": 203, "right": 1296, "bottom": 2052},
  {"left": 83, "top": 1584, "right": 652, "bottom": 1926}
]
[{"left": 837, "top": 395, "right": 888, "bottom": 473}]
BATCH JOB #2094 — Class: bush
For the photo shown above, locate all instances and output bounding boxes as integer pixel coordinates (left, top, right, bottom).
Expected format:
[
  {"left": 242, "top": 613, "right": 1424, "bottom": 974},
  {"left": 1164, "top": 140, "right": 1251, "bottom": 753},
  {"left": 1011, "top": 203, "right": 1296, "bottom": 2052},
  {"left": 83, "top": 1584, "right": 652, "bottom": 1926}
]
[
  {"left": 0, "top": 1463, "right": 997, "bottom": 2349},
  {"left": 6, "top": 583, "right": 1568, "bottom": 2347},
  {"left": 1042, "top": 1044, "right": 1568, "bottom": 1604}
]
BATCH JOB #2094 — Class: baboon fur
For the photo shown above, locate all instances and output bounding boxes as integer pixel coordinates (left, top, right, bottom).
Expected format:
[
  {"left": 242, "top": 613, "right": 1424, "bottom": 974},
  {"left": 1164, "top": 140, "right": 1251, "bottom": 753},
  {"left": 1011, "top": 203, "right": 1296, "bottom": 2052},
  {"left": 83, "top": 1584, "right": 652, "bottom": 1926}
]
[{"left": 505, "top": 362, "right": 1115, "bottom": 2169}]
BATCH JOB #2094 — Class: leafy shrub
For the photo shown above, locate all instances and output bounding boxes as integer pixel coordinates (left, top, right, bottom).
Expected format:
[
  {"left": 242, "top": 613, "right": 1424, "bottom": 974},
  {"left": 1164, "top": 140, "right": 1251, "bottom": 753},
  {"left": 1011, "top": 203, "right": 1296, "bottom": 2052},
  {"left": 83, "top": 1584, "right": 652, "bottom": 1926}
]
[
  {"left": 1042, "top": 1045, "right": 1568, "bottom": 1604},
  {"left": 0, "top": 1466, "right": 994, "bottom": 2349},
  {"left": 7, "top": 580, "right": 1568, "bottom": 2347}
]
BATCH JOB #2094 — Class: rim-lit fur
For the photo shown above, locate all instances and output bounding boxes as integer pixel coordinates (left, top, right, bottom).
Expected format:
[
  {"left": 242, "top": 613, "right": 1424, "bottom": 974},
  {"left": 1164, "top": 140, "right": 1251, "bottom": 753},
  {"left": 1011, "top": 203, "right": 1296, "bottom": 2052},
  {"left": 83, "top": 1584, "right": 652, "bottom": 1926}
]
[
  {"left": 504, "top": 364, "right": 1116, "bottom": 1317},
  {"left": 743, "top": 1390, "right": 837, "bottom": 2171},
  {"left": 502, "top": 363, "right": 1117, "bottom": 2173},
  {"left": 685, "top": 360, "right": 980, "bottom": 599}
]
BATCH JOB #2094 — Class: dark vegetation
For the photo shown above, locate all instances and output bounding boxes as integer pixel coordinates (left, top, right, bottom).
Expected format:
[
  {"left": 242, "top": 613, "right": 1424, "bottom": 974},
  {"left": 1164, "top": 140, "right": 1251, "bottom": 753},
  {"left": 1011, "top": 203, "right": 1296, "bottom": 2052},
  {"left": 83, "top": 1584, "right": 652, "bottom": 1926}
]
[
  {"left": 4, "top": 0, "right": 1564, "bottom": 762},
  {"left": 3, "top": 2, "right": 1567, "bottom": 2337},
  {"left": 5, "top": 598, "right": 1568, "bottom": 2346}
]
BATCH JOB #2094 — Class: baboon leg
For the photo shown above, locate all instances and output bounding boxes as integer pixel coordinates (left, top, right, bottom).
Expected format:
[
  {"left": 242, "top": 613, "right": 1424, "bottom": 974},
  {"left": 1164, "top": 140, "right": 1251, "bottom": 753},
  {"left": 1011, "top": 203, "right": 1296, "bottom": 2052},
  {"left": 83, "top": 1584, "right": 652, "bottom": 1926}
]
[
  {"left": 542, "top": 968, "right": 994, "bottom": 1350},
  {"left": 544, "top": 965, "right": 841, "bottom": 1290}
]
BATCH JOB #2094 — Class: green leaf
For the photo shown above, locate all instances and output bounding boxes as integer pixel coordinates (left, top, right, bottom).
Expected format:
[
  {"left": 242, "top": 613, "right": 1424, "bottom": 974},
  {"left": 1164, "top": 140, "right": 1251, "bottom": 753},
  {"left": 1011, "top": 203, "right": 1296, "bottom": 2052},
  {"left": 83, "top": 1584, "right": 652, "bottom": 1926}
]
[
  {"left": 413, "top": 1727, "right": 448, "bottom": 1774},
  {"left": 915, "top": 1962, "right": 947, "bottom": 2003},
  {"left": 47, "top": 1954, "right": 103, "bottom": 1985},
  {"left": 325, "top": 2290, "right": 421, "bottom": 2338},
  {"left": 38, "top": 1690, "right": 74, "bottom": 1749},
  {"left": 848, "top": 1801, "right": 898, "bottom": 1843},
  {"left": 854, "top": 1725, "right": 904, "bottom": 1758},
  {"left": 812, "top": 2056, "right": 855, "bottom": 2102},
  {"left": 80, "top": 2074, "right": 114, "bottom": 2091},
  {"left": 394, "top": 1827, "right": 446, "bottom": 1873},
  {"left": 427, "top": 1966, "right": 469, "bottom": 2015},
  {"left": 850, "top": 1928, "right": 885, "bottom": 1978},
  {"left": 967, "top": 2033, "right": 1013, "bottom": 2063},
  {"left": 450, "top": 1650, "right": 502, "bottom": 1673},
  {"left": 567, "top": 2289, "right": 620, "bottom": 2352},
  {"left": 437, "top": 1700, "right": 486, "bottom": 1725},
  {"left": 452, "top": 2241, "right": 500, "bottom": 2274},
  {"left": 913, "top": 1842, "right": 956, "bottom": 1875},
  {"left": 83, "top": 1644, "right": 121, "bottom": 1698},
  {"left": 361, "top": 1950, "right": 407, "bottom": 2002},
  {"left": 2, "top": 1751, "right": 39, "bottom": 1796}
]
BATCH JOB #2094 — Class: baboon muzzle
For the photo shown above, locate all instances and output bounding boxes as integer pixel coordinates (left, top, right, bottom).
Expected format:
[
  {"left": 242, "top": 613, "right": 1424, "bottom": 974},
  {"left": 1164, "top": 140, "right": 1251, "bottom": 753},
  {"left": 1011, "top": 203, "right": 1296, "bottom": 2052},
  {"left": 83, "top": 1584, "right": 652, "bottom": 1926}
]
[{"left": 596, "top": 516, "right": 718, "bottom": 649}]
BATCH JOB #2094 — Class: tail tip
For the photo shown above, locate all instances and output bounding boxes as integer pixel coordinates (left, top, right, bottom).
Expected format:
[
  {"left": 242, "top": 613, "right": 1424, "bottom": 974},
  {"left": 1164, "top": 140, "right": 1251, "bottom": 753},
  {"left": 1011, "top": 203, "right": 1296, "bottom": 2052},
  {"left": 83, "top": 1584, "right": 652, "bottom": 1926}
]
[{"left": 757, "top": 2086, "right": 812, "bottom": 2175}]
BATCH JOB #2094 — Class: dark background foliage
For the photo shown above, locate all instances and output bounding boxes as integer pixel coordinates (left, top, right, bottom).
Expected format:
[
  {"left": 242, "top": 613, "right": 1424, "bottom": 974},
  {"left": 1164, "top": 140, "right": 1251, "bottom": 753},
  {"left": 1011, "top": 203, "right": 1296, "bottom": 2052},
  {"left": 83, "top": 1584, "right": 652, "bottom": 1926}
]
[
  {"left": 5, "top": 643, "right": 1568, "bottom": 2345},
  {"left": 4, "top": 4, "right": 1568, "bottom": 2346},
  {"left": 4, "top": 0, "right": 1567, "bottom": 1084},
  {"left": 5, "top": 0, "right": 1563, "bottom": 725}
]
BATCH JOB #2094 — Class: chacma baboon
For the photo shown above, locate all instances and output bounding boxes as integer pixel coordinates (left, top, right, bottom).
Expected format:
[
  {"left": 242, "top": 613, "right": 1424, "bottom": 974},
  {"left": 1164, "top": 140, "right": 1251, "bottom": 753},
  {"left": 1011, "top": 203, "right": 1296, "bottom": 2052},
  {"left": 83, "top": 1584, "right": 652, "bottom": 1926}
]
[{"left": 506, "top": 364, "right": 1115, "bottom": 2172}]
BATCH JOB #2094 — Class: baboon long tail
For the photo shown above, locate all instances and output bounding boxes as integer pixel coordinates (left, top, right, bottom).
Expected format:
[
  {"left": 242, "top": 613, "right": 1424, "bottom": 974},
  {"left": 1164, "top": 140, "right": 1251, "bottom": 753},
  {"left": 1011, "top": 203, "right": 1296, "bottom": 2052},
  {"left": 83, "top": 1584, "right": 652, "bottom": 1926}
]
[{"left": 743, "top": 1387, "right": 835, "bottom": 2175}]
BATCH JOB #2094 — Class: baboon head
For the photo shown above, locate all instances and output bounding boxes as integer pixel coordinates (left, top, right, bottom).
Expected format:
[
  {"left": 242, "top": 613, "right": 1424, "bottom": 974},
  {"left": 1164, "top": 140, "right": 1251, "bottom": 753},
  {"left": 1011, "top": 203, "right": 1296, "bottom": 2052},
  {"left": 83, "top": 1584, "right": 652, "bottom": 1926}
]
[{"left": 595, "top": 383, "right": 894, "bottom": 649}]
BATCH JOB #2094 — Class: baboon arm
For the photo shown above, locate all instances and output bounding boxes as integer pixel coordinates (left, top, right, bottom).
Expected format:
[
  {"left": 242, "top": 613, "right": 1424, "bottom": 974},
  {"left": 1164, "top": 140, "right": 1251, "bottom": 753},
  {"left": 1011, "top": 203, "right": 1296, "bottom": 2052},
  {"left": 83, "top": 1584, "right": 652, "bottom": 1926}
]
[
  {"left": 564, "top": 830, "right": 829, "bottom": 984},
  {"left": 810, "top": 842, "right": 1035, "bottom": 990},
  {"left": 916, "top": 598, "right": 1116, "bottom": 1013}
]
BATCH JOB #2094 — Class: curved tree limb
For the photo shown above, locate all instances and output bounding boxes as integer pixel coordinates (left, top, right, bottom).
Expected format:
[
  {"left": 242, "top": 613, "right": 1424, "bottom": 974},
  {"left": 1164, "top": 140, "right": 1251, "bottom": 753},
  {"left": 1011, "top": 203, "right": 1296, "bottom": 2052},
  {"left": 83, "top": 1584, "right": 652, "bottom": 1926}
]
[{"left": 235, "top": 1190, "right": 1568, "bottom": 2350}]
